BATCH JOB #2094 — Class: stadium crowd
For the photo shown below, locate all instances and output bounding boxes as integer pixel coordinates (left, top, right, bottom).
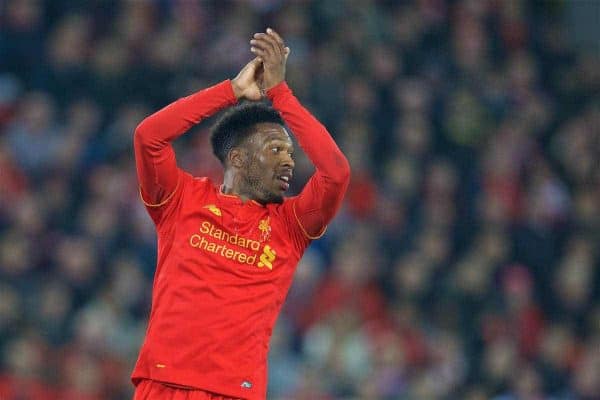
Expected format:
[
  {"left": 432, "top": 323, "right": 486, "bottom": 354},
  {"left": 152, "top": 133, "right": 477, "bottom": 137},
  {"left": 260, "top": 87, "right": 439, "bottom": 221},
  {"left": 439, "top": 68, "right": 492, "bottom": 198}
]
[{"left": 0, "top": 0, "right": 599, "bottom": 399}]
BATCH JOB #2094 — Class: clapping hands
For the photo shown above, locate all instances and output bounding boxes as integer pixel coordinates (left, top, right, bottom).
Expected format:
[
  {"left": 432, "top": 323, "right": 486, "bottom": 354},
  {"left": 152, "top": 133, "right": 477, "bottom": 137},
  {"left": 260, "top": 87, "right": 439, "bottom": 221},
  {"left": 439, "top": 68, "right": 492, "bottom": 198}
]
[{"left": 232, "top": 28, "right": 290, "bottom": 101}]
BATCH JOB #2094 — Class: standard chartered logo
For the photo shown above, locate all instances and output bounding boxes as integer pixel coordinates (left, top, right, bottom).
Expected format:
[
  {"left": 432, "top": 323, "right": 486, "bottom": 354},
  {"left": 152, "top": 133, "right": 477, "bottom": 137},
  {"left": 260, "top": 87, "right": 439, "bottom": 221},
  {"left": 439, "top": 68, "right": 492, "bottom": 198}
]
[
  {"left": 189, "top": 221, "right": 277, "bottom": 270},
  {"left": 257, "top": 245, "right": 276, "bottom": 269}
]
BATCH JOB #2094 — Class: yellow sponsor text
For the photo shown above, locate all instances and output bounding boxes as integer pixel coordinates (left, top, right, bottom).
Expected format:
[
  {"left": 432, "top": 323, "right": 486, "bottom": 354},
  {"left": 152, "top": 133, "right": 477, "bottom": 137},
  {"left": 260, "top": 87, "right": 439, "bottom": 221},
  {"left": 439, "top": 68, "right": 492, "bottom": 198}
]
[
  {"left": 200, "top": 221, "right": 260, "bottom": 251},
  {"left": 189, "top": 221, "right": 277, "bottom": 269},
  {"left": 190, "top": 234, "right": 257, "bottom": 265}
]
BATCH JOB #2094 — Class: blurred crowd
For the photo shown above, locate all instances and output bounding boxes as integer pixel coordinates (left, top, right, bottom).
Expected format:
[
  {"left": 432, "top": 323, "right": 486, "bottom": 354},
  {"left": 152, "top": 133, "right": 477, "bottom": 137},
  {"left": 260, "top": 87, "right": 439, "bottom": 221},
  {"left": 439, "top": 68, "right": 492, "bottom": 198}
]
[{"left": 1, "top": 0, "right": 599, "bottom": 399}]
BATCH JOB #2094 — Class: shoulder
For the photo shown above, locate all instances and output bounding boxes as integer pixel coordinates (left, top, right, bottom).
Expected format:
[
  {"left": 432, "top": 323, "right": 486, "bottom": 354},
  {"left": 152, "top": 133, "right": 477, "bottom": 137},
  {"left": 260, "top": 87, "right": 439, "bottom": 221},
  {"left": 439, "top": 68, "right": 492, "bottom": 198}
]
[
  {"left": 186, "top": 175, "right": 219, "bottom": 197},
  {"left": 190, "top": 175, "right": 215, "bottom": 187},
  {"left": 267, "top": 196, "right": 296, "bottom": 215},
  {"left": 267, "top": 196, "right": 313, "bottom": 243}
]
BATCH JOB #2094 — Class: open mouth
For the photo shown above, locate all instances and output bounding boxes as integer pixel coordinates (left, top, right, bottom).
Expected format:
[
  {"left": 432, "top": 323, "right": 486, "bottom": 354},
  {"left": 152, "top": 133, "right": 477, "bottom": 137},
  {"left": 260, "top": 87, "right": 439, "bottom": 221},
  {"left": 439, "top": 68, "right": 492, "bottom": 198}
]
[{"left": 276, "top": 172, "right": 292, "bottom": 191}]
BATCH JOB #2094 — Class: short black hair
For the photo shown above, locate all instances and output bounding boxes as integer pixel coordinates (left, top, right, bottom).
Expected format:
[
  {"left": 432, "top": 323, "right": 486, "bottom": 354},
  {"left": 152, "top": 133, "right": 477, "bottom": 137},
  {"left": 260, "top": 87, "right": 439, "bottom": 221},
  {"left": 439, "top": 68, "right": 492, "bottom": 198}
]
[{"left": 210, "top": 102, "right": 284, "bottom": 164}]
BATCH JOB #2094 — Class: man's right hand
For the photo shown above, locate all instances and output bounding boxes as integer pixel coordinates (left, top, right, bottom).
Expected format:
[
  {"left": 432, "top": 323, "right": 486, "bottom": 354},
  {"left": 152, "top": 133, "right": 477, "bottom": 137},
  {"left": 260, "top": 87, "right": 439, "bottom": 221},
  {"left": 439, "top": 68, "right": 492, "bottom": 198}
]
[
  {"left": 231, "top": 57, "right": 264, "bottom": 101},
  {"left": 250, "top": 28, "right": 290, "bottom": 91}
]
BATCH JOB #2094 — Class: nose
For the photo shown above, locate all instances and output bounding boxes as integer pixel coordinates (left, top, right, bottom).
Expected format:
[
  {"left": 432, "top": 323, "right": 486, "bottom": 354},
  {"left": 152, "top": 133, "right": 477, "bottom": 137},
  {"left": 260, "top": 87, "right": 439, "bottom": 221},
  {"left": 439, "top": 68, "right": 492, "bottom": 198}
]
[{"left": 282, "top": 153, "right": 295, "bottom": 169}]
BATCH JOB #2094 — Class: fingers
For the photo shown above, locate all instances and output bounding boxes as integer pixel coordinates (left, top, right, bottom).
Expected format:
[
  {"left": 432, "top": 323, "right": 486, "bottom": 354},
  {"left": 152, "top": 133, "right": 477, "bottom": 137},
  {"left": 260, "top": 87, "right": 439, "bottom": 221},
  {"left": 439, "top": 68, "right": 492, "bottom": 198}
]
[
  {"left": 250, "top": 29, "right": 286, "bottom": 65},
  {"left": 249, "top": 56, "right": 263, "bottom": 65},
  {"left": 266, "top": 28, "right": 285, "bottom": 48},
  {"left": 266, "top": 28, "right": 287, "bottom": 61},
  {"left": 250, "top": 42, "right": 269, "bottom": 60},
  {"left": 244, "top": 57, "right": 262, "bottom": 68},
  {"left": 239, "top": 56, "right": 262, "bottom": 75},
  {"left": 251, "top": 34, "right": 281, "bottom": 62}
]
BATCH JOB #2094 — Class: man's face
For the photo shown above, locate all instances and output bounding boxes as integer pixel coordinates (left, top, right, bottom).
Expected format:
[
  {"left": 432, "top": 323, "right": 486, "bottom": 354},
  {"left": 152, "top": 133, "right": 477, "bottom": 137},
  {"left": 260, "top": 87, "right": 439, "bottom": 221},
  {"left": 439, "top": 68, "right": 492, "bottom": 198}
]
[{"left": 240, "top": 122, "right": 295, "bottom": 204}]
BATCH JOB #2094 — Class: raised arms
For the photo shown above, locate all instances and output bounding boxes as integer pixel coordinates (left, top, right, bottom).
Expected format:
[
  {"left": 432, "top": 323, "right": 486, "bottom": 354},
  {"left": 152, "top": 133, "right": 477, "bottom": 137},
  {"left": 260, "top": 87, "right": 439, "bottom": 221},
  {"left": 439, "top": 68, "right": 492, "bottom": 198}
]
[{"left": 133, "top": 28, "right": 350, "bottom": 235}]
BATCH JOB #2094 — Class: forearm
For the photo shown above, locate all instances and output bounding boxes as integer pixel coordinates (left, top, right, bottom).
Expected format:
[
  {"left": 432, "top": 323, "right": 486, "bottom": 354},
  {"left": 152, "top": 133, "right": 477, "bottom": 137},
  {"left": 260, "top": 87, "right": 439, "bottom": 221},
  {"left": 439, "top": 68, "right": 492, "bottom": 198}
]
[
  {"left": 134, "top": 80, "right": 237, "bottom": 152},
  {"left": 268, "top": 82, "right": 350, "bottom": 237},
  {"left": 267, "top": 82, "right": 350, "bottom": 183},
  {"left": 134, "top": 80, "right": 237, "bottom": 204}
]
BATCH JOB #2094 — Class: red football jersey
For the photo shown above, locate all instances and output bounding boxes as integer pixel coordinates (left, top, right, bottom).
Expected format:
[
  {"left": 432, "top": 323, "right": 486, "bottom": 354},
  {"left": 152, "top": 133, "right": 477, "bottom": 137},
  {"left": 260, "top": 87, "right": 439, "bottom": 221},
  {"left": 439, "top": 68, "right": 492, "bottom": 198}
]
[{"left": 131, "top": 81, "right": 350, "bottom": 399}]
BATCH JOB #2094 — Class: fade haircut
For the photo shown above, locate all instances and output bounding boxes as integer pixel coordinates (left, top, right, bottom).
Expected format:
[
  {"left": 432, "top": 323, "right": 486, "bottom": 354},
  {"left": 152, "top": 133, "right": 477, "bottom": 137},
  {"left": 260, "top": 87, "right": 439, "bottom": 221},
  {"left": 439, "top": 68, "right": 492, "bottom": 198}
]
[{"left": 210, "top": 102, "right": 285, "bottom": 165}]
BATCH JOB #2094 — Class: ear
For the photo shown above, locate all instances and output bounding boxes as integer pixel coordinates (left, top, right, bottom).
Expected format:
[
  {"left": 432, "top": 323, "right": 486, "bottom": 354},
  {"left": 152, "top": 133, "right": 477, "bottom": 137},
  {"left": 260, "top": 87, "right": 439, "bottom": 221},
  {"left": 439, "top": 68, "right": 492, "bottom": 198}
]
[{"left": 228, "top": 147, "right": 246, "bottom": 169}]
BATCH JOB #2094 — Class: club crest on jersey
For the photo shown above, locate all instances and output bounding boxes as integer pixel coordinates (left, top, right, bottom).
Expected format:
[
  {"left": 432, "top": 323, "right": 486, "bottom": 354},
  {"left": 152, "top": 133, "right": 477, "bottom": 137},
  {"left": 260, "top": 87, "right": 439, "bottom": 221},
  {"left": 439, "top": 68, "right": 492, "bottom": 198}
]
[
  {"left": 203, "top": 204, "right": 222, "bottom": 216},
  {"left": 258, "top": 217, "right": 271, "bottom": 242}
]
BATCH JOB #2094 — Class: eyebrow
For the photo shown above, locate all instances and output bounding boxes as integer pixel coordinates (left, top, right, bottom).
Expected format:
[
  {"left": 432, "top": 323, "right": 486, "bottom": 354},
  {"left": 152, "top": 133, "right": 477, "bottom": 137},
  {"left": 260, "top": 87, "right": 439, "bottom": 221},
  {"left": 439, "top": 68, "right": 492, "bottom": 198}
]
[
  {"left": 262, "top": 139, "right": 294, "bottom": 153},
  {"left": 264, "top": 135, "right": 292, "bottom": 144}
]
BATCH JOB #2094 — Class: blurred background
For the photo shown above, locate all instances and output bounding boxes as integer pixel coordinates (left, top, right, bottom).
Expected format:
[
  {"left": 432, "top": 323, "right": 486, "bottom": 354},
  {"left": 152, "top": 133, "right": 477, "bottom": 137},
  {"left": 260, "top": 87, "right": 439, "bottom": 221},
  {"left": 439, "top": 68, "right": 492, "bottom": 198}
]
[{"left": 0, "top": 0, "right": 599, "bottom": 399}]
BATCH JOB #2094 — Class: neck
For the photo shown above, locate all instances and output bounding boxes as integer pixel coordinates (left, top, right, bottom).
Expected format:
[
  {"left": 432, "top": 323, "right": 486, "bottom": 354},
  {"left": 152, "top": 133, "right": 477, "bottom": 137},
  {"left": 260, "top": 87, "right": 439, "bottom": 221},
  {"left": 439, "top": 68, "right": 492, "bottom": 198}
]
[{"left": 222, "top": 169, "right": 253, "bottom": 203}]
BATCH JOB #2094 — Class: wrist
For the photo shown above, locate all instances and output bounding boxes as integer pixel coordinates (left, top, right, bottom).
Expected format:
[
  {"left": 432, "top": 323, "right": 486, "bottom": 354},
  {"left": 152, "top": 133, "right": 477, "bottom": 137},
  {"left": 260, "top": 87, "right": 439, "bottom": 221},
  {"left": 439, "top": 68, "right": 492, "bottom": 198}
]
[
  {"left": 264, "top": 78, "right": 284, "bottom": 91},
  {"left": 230, "top": 79, "right": 244, "bottom": 100},
  {"left": 266, "top": 81, "right": 290, "bottom": 100}
]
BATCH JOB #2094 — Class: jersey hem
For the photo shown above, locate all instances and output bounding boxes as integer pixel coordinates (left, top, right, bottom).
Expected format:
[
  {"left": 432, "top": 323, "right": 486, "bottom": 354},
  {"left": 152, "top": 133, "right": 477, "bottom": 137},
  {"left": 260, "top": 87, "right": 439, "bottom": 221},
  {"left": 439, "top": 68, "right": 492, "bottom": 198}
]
[{"left": 132, "top": 369, "right": 259, "bottom": 400}]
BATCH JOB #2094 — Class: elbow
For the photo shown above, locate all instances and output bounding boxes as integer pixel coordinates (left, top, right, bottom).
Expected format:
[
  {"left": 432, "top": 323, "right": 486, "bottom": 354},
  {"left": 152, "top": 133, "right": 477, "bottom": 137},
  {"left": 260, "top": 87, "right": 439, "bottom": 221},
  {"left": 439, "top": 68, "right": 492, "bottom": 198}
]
[
  {"left": 134, "top": 117, "right": 150, "bottom": 140},
  {"left": 133, "top": 119, "right": 147, "bottom": 143},
  {"left": 334, "top": 153, "right": 351, "bottom": 186},
  {"left": 133, "top": 118, "right": 157, "bottom": 150}
]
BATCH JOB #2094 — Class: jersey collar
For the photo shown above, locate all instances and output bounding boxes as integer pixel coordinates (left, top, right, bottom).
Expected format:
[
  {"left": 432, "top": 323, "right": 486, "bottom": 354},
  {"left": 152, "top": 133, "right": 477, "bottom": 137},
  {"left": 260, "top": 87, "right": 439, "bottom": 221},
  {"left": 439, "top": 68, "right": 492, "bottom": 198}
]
[{"left": 217, "top": 185, "right": 266, "bottom": 208}]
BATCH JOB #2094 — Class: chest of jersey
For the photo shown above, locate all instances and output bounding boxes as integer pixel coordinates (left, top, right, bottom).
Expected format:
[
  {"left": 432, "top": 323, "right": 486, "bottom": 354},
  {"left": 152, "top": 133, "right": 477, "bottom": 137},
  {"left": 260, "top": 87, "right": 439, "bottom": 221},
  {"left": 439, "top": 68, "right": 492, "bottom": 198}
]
[{"left": 173, "top": 194, "right": 295, "bottom": 283}]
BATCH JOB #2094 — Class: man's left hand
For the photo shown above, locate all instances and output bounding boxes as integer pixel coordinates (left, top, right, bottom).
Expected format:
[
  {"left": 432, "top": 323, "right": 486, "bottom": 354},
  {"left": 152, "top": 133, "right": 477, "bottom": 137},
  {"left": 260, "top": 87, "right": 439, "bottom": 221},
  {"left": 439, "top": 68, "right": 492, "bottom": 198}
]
[{"left": 250, "top": 28, "right": 290, "bottom": 91}]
